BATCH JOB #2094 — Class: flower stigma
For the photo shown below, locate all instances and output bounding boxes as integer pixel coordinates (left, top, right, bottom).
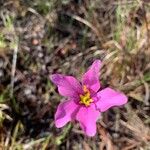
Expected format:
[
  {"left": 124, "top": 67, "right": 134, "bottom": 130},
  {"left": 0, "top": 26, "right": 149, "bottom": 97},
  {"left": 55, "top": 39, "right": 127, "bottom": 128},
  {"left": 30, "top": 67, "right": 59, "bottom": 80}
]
[{"left": 79, "top": 85, "right": 93, "bottom": 107}]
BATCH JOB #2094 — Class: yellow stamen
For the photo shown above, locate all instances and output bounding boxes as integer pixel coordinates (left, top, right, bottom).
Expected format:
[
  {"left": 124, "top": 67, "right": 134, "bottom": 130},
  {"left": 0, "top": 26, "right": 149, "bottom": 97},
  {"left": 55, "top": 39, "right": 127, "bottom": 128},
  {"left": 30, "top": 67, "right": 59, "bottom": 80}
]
[{"left": 79, "top": 86, "right": 93, "bottom": 107}]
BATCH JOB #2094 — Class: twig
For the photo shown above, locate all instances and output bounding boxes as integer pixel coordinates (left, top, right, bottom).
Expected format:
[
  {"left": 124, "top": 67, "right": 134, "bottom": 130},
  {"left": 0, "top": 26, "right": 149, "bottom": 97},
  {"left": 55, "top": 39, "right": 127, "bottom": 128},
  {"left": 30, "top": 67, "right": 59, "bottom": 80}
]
[
  {"left": 139, "top": 73, "right": 150, "bottom": 105},
  {"left": 10, "top": 35, "right": 19, "bottom": 97},
  {"left": 117, "top": 73, "right": 150, "bottom": 92},
  {"left": 65, "top": 13, "right": 103, "bottom": 45},
  {"left": 142, "top": 1, "right": 150, "bottom": 47},
  {"left": 120, "top": 120, "right": 150, "bottom": 141},
  {"left": 23, "top": 138, "right": 45, "bottom": 150}
]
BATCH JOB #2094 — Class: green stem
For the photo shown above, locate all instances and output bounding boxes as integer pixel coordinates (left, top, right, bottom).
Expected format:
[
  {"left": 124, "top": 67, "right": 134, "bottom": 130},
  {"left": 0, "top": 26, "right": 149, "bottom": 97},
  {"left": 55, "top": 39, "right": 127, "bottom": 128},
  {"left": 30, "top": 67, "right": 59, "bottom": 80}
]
[{"left": 55, "top": 123, "right": 72, "bottom": 145}]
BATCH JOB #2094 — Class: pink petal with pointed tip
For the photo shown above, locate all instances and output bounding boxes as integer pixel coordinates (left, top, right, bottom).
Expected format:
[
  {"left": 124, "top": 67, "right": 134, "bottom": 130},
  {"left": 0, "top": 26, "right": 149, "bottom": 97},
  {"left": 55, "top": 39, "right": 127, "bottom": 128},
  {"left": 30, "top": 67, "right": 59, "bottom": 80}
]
[
  {"left": 50, "top": 74, "right": 82, "bottom": 98},
  {"left": 76, "top": 104, "right": 100, "bottom": 136},
  {"left": 95, "top": 88, "right": 128, "bottom": 112},
  {"left": 82, "top": 60, "right": 101, "bottom": 93},
  {"left": 55, "top": 99, "right": 79, "bottom": 128}
]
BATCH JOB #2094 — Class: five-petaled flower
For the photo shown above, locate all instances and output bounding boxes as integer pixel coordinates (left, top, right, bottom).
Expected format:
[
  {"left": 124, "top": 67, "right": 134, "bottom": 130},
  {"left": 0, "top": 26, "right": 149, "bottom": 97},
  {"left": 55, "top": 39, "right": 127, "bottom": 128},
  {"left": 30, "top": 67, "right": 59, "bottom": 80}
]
[{"left": 50, "top": 60, "right": 127, "bottom": 136}]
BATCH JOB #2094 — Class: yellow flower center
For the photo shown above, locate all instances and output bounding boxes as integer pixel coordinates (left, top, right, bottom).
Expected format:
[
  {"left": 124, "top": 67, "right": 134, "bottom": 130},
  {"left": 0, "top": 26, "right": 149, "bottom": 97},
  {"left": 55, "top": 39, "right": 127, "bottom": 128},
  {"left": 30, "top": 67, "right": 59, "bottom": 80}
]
[{"left": 79, "top": 85, "right": 93, "bottom": 107}]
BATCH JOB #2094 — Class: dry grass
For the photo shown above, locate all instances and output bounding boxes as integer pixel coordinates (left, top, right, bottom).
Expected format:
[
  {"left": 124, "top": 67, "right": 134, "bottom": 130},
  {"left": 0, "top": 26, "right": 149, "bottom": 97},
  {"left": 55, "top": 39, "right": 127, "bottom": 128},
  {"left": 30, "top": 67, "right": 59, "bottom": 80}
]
[{"left": 0, "top": 0, "right": 150, "bottom": 149}]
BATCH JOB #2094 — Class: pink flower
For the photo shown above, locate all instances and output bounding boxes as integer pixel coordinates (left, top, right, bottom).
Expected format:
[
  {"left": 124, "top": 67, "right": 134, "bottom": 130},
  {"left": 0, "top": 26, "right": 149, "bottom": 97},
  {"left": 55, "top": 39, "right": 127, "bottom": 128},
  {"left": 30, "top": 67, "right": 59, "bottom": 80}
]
[{"left": 50, "top": 60, "right": 127, "bottom": 136}]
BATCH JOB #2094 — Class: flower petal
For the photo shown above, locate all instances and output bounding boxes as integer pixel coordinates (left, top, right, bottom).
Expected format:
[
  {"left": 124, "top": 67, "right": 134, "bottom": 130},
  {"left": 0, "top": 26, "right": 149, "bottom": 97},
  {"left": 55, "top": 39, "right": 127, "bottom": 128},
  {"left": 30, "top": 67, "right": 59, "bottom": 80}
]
[
  {"left": 55, "top": 99, "right": 79, "bottom": 128},
  {"left": 50, "top": 74, "right": 82, "bottom": 98},
  {"left": 95, "top": 88, "right": 128, "bottom": 112},
  {"left": 76, "top": 104, "right": 100, "bottom": 136},
  {"left": 82, "top": 60, "right": 101, "bottom": 93}
]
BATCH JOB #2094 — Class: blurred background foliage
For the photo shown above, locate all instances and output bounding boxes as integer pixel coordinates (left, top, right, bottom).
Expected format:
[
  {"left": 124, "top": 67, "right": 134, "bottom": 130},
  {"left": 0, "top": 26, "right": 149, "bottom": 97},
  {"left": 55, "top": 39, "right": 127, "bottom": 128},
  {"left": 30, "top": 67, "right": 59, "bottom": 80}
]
[{"left": 0, "top": 0, "right": 150, "bottom": 149}]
